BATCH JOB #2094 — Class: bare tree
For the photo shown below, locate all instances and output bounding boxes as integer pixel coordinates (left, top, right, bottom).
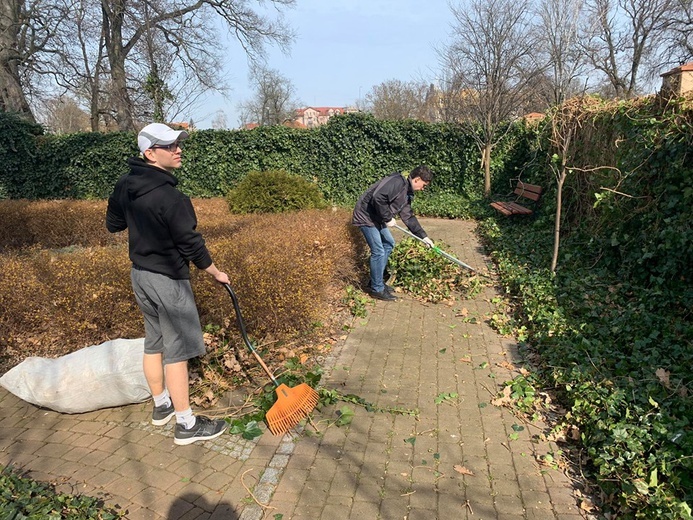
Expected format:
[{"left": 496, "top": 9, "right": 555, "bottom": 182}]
[
  {"left": 42, "top": 0, "right": 113, "bottom": 131},
  {"left": 99, "top": 0, "right": 295, "bottom": 131},
  {"left": 0, "top": 0, "right": 68, "bottom": 121},
  {"left": 237, "top": 65, "right": 300, "bottom": 126},
  {"left": 364, "top": 79, "right": 430, "bottom": 120},
  {"left": 580, "top": 0, "right": 680, "bottom": 97},
  {"left": 656, "top": 0, "right": 693, "bottom": 67},
  {"left": 5, "top": 0, "right": 294, "bottom": 130},
  {"left": 440, "top": 0, "right": 541, "bottom": 195},
  {"left": 536, "top": 0, "right": 588, "bottom": 106},
  {"left": 39, "top": 95, "right": 91, "bottom": 133},
  {"left": 211, "top": 109, "right": 228, "bottom": 129}
]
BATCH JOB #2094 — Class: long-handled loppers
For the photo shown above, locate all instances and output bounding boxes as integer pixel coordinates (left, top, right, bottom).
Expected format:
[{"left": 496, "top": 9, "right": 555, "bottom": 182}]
[{"left": 223, "top": 284, "right": 319, "bottom": 435}]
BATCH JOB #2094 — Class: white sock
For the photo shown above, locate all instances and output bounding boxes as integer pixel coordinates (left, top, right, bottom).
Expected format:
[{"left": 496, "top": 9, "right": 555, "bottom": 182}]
[
  {"left": 176, "top": 408, "right": 196, "bottom": 429},
  {"left": 153, "top": 390, "right": 171, "bottom": 408}
]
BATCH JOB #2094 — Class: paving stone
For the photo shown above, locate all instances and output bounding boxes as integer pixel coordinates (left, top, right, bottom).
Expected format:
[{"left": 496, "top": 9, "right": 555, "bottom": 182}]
[{"left": 0, "top": 218, "right": 587, "bottom": 520}]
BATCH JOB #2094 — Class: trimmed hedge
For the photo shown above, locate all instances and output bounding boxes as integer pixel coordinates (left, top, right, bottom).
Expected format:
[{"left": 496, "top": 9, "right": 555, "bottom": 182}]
[{"left": 1, "top": 112, "right": 535, "bottom": 206}]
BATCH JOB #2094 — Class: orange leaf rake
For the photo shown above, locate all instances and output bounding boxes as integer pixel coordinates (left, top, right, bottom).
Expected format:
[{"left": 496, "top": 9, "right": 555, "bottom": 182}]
[{"left": 223, "top": 284, "right": 319, "bottom": 435}]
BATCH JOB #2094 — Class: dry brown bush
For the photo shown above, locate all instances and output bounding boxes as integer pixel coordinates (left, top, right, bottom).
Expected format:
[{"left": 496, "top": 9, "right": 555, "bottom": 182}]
[
  {"left": 0, "top": 199, "right": 364, "bottom": 377},
  {"left": 0, "top": 199, "right": 125, "bottom": 251},
  {"left": 194, "top": 208, "right": 363, "bottom": 336}
]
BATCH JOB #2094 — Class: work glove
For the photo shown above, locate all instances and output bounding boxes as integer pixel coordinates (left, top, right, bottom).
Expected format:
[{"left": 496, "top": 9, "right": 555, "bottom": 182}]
[
  {"left": 385, "top": 218, "right": 396, "bottom": 227},
  {"left": 422, "top": 237, "right": 434, "bottom": 248}
]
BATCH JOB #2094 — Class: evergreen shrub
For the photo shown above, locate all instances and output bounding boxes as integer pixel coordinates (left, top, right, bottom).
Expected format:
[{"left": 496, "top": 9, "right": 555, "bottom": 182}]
[
  {"left": 225, "top": 170, "right": 328, "bottom": 214},
  {"left": 0, "top": 113, "right": 44, "bottom": 200}
]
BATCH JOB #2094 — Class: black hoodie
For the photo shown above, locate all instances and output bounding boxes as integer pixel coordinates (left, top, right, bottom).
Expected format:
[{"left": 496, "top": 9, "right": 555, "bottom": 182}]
[
  {"left": 106, "top": 157, "right": 212, "bottom": 279},
  {"left": 352, "top": 172, "right": 427, "bottom": 238}
]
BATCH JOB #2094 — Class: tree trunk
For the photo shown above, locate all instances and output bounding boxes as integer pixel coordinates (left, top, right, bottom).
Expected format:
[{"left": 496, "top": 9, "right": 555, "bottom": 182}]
[
  {"left": 101, "top": 0, "right": 135, "bottom": 131},
  {"left": 551, "top": 170, "right": 566, "bottom": 273},
  {"left": 483, "top": 142, "right": 492, "bottom": 196},
  {"left": 0, "top": 0, "right": 35, "bottom": 121}
]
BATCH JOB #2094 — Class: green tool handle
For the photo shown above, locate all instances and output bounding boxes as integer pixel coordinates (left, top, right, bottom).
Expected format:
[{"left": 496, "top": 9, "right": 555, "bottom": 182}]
[{"left": 393, "top": 224, "right": 476, "bottom": 272}]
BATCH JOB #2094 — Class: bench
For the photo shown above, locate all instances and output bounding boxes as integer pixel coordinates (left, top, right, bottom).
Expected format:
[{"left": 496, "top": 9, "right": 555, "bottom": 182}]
[{"left": 490, "top": 181, "right": 543, "bottom": 216}]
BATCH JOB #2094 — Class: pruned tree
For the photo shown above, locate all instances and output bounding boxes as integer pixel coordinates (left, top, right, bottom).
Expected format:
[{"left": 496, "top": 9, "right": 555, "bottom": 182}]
[
  {"left": 580, "top": 0, "right": 680, "bottom": 98},
  {"left": 546, "top": 96, "right": 624, "bottom": 272},
  {"left": 364, "top": 79, "right": 430, "bottom": 121},
  {"left": 440, "top": 0, "right": 542, "bottom": 196},
  {"left": 237, "top": 64, "right": 300, "bottom": 126}
]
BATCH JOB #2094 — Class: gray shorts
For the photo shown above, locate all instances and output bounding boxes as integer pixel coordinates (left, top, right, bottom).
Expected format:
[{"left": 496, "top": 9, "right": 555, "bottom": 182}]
[{"left": 131, "top": 267, "right": 206, "bottom": 365}]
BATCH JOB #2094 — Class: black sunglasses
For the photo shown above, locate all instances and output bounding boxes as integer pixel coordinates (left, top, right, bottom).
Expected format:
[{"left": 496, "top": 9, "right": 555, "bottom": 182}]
[{"left": 150, "top": 141, "right": 183, "bottom": 152}]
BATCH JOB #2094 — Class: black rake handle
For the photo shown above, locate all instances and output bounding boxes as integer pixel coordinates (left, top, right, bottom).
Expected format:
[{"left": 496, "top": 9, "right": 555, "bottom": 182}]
[{"left": 223, "top": 283, "right": 279, "bottom": 387}]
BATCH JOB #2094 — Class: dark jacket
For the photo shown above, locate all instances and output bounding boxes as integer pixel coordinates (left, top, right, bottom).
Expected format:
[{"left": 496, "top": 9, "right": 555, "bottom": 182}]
[
  {"left": 106, "top": 157, "right": 212, "bottom": 279},
  {"left": 352, "top": 172, "right": 427, "bottom": 238}
]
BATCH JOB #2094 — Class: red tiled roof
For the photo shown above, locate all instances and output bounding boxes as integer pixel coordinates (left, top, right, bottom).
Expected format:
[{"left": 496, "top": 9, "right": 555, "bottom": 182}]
[
  {"left": 661, "top": 62, "right": 693, "bottom": 77},
  {"left": 283, "top": 120, "right": 307, "bottom": 129},
  {"left": 295, "top": 107, "right": 346, "bottom": 116}
]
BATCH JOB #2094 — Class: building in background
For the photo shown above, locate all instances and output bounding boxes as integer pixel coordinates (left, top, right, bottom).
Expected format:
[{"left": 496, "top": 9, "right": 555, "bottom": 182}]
[
  {"left": 660, "top": 62, "right": 693, "bottom": 96},
  {"left": 293, "top": 106, "right": 358, "bottom": 128}
]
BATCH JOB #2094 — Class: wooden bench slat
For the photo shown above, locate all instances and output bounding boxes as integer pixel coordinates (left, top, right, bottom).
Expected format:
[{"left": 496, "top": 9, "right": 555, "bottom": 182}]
[
  {"left": 517, "top": 182, "right": 542, "bottom": 194},
  {"left": 490, "top": 181, "right": 543, "bottom": 216},
  {"left": 505, "top": 202, "right": 533, "bottom": 215},
  {"left": 490, "top": 201, "right": 513, "bottom": 216},
  {"left": 490, "top": 201, "right": 533, "bottom": 216},
  {"left": 513, "top": 186, "right": 542, "bottom": 201}
]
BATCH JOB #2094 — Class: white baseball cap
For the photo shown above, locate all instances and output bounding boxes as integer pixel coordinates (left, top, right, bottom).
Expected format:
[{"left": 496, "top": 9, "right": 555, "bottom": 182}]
[{"left": 138, "top": 123, "right": 188, "bottom": 153}]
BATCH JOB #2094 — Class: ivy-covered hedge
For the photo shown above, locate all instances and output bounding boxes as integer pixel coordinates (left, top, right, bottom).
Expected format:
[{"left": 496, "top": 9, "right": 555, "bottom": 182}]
[
  {"left": 0, "top": 113, "right": 44, "bottom": 200},
  {"left": 480, "top": 94, "right": 692, "bottom": 519},
  {"left": 1, "top": 112, "right": 533, "bottom": 205}
]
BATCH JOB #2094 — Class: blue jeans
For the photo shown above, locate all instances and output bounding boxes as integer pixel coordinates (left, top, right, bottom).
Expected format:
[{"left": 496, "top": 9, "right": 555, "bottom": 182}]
[{"left": 360, "top": 226, "right": 395, "bottom": 293}]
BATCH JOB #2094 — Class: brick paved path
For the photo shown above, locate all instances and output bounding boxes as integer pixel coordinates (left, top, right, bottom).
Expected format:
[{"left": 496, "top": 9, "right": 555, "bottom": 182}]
[{"left": 0, "top": 218, "right": 584, "bottom": 519}]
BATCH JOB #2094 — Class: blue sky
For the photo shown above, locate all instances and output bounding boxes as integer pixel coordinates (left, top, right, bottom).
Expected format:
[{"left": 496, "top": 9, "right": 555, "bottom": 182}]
[{"left": 192, "top": 0, "right": 454, "bottom": 128}]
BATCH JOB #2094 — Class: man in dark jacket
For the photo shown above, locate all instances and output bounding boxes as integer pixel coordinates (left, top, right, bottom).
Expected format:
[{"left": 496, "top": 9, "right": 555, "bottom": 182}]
[
  {"left": 352, "top": 165, "right": 434, "bottom": 301},
  {"left": 106, "top": 123, "right": 228, "bottom": 445}
]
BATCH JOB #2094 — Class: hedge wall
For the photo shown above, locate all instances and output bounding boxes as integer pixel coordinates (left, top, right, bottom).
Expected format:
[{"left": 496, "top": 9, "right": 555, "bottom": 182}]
[{"left": 0, "top": 112, "right": 535, "bottom": 204}]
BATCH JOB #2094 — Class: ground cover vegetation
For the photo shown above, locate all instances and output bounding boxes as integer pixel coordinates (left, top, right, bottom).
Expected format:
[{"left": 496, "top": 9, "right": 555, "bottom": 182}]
[
  {"left": 479, "top": 94, "right": 692, "bottom": 519},
  {"left": 0, "top": 464, "right": 124, "bottom": 519},
  {"left": 1, "top": 94, "right": 690, "bottom": 517}
]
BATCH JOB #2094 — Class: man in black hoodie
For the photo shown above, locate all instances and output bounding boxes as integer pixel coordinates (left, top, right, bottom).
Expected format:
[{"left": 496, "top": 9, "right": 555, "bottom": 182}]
[
  {"left": 352, "top": 166, "right": 434, "bottom": 301},
  {"left": 106, "top": 123, "right": 228, "bottom": 445}
]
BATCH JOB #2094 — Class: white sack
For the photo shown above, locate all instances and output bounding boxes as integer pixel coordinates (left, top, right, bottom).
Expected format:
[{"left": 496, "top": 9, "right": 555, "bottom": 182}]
[{"left": 0, "top": 338, "right": 150, "bottom": 413}]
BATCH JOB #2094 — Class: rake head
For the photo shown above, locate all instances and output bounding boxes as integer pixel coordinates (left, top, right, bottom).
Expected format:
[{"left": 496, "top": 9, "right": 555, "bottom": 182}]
[{"left": 265, "top": 383, "right": 320, "bottom": 435}]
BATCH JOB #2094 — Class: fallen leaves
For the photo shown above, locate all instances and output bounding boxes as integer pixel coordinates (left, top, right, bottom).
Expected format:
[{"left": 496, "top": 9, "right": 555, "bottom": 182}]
[
  {"left": 656, "top": 368, "right": 671, "bottom": 388},
  {"left": 491, "top": 385, "right": 513, "bottom": 407}
]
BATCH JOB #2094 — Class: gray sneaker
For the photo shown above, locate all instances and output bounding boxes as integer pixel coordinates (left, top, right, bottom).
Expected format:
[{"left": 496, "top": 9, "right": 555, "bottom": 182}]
[
  {"left": 174, "top": 416, "right": 227, "bottom": 445},
  {"left": 151, "top": 402, "right": 175, "bottom": 426},
  {"left": 368, "top": 288, "right": 397, "bottom": 301}
]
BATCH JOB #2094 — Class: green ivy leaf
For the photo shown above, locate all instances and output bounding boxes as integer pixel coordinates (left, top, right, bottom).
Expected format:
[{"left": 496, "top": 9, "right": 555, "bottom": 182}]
[{"left": 336, "top": 406, "right": 354, "bottom": 426}]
